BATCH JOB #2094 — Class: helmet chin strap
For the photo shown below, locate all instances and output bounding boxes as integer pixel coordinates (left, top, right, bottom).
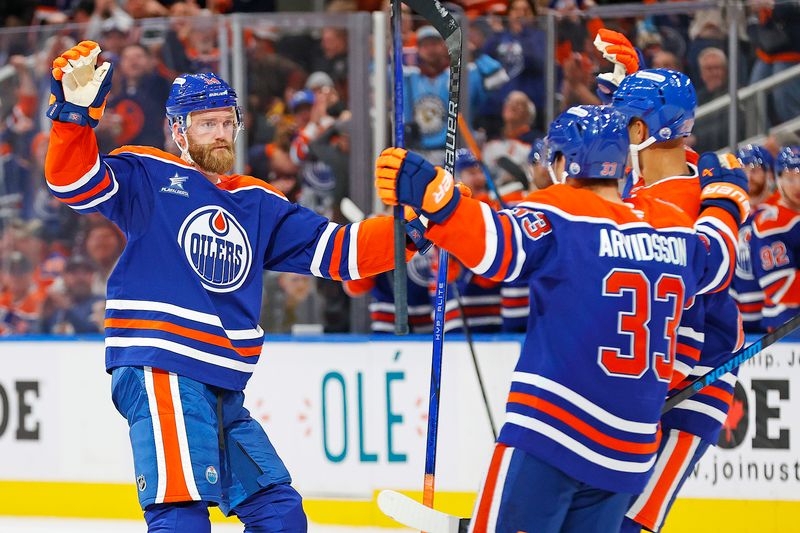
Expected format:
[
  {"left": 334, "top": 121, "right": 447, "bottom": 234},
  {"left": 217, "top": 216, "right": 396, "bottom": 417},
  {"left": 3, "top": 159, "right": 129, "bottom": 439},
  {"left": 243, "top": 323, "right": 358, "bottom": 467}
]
[{"left": 628, "top": 135, "right": 657, "bottom": 182}]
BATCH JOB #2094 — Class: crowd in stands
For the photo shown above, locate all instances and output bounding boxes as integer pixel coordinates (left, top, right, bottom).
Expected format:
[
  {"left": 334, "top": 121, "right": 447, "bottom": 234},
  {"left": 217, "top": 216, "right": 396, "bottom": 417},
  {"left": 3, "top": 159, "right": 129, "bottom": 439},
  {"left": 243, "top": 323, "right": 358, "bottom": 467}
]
[{"left": 0, "top": 0, "right": 797, "bottom": 335}]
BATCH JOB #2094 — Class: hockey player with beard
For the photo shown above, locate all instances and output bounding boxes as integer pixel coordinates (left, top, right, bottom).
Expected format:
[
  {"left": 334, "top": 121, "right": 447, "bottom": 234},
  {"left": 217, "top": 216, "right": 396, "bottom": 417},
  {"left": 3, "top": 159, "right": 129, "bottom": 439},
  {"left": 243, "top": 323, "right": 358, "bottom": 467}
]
[{"left": 44, "top": 41, "right": 429, "bottom": 532}]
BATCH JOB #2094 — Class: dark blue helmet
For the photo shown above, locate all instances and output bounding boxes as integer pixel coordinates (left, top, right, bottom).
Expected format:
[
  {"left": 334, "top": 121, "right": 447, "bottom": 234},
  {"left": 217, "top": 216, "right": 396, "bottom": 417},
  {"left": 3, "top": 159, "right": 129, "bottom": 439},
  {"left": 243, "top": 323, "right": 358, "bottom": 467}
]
[
  {"left": 166, "top": 72, "right": 242, "bottom": 134},
  {"left": 612, "top": 69, "right": 696, "bottom": 144},
  {"left": 455, "top": 148, "right": 479, "bottom": 172},
  {"left": 737, "top": 144, "right": 774, "bottom": 172},
  {"left": 546, "top": 105, "right": 629, "bottom": 182},
  {"left": 776, "top": 146, "right": 800, "bottom": 176}
]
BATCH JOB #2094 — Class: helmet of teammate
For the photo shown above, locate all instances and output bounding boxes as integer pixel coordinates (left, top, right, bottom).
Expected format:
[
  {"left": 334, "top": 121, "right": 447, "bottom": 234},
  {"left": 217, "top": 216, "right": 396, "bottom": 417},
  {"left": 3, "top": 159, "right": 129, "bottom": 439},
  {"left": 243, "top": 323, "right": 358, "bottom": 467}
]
[
  {"left": 737, "top": 144, "right": 774, "bottom": 172},
  {"left": 545, "top": 105, "right": 629, "bottom": 184},
  {"left": 612, "top": 69, "right": 696, "bottom": 143},
  {"left": 455, "top": 148, "right": 479, "bottom": 172},
  {"left": 165, "top": 72, "right": 243, "bottom": 137},
  {"left": 775, "top": 146, "right": 800, "bottom": 176},
  {"left": 528, "top": 138, "right": 546, "bottom": 167}
]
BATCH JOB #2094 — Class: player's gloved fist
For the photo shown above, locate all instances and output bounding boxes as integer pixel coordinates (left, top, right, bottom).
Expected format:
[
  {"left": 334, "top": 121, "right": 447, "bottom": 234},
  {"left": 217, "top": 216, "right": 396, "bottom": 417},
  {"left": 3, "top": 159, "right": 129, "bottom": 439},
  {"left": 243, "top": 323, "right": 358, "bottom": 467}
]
[
  {"left": 375, "top": 147, "right": 462, "bottom": 223},
  {"left": 698, "top": 152, "right": 750, "bottom": 224},
  {"left": 47, "top": 41, "right": 113, "bottom": 128},
  {"left": 593, "top": 29, "right": 645, "bottom": 104}
]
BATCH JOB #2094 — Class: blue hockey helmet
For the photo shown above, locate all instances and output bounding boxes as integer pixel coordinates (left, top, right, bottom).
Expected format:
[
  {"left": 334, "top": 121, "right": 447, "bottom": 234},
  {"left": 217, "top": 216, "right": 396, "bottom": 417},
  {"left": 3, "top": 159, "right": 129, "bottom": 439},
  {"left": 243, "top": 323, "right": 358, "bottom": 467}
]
[
  {"left": 455, "top": 148, "right": 479, "bottom": 172},
  {"left": 737, "top": 144, "right": 774, "bottom": 172},
  {"left": 528, "top": 138, "right": 545, "bottom": 167},
  {"left": 166, "top": 72, "right": 242, "bottom": 135},
  {"left": 612, "top": 69, "right": 696, "bottom": 143},
  {"left": 776, "top": 146, "right": 800, "bottom": 176},
  {"left": 545, "top": 105, "right": 629, "bottom": 183}
]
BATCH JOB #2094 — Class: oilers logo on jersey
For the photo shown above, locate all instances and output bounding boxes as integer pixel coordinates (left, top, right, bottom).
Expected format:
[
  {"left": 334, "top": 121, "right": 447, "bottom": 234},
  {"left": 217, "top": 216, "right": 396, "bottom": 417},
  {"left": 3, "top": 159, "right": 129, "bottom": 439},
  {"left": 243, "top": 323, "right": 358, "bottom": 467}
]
[{"left": 178, "top": 205, "right": 252, "bottom": 292}]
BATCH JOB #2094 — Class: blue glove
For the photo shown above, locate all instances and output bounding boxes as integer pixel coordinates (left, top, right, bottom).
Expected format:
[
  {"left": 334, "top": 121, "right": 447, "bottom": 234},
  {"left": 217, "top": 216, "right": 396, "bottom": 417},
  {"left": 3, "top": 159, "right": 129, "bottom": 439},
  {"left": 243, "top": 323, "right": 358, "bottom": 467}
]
[
  {"left": 474, "top": 54, "right": 509, "bottom": 90},
  {"left": 405, "top": 213, "right": 433, "bottom": 255},
  {"left": 376, "top": 148, "right": 462, "bottom": 224},
  {"left": 698, "top": 152, "right": 750, "bottom": 224},
  {"left": 47, "top": 41, "right": 114, "bottom": 128}
]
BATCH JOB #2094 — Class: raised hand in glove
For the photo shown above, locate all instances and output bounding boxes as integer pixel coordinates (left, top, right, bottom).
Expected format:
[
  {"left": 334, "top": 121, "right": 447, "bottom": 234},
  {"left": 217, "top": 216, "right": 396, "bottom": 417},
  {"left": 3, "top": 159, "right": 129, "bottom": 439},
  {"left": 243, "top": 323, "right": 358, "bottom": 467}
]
[
  {"left": 593, "top": 29, "right": 645, "bottom": 104},
  {"left": 47, "top": 41, "right": 113, "bottom": 128},
  {"left": 698, "top": 152, "right": 750, "bottom": 225},
  {"left": 376, "top": 147, "right": 462, "bottom": 224}
]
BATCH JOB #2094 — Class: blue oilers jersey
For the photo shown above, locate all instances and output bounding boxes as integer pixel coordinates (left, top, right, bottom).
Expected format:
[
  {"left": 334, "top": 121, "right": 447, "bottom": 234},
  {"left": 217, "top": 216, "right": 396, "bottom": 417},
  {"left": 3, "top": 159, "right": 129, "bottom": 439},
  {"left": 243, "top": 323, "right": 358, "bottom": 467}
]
[
  {"left": 751, "top": 201, "right": 800, "bottom": 331},
  {"left": 442, "top": 269, "right": 502, "bottom": 334},
  {"left": 427, "top": 185, "right": 739, "bottom": 494},
  {"left": 46, "top": 122, "right": 404, "bottom": 390},
  {"left": 731, "top": 194, "right": 780, "bottom": 332},
  {"left": 345, "top": 253, "right": 434, "bottom": 334}
]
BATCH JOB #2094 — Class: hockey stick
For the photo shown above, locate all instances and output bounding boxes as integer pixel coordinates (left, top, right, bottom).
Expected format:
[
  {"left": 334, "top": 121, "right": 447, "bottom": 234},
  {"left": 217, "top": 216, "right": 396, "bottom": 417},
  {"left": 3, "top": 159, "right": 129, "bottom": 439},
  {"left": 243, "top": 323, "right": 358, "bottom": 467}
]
[
  {"left": 456, "top": 114, "right": 507, "bottom": 209},
  {"left": 391, "top": 0, "right": 409, "bottom": 335},
  {"left": 451, "top": 284, "right": 498, "bottom": 440},
  {"left": 378, "top": 490, "right": 469, "bottom": 533},
  {"left": 379, "top": 317, "right": 800, "bottom": 532},
  {"left": 402, "top": 0, "right": 462, "bottom": 510},
  {"left": 662, "top": 312, "right": 800, "bottom": 413}
]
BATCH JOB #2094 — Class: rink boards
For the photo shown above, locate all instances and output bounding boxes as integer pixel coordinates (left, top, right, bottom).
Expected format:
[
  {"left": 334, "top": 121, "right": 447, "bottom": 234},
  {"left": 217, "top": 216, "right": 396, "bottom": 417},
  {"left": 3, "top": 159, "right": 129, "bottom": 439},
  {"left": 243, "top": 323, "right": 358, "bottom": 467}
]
[{"left": 0, "top": 335, "right": 799, "bottom": 531}]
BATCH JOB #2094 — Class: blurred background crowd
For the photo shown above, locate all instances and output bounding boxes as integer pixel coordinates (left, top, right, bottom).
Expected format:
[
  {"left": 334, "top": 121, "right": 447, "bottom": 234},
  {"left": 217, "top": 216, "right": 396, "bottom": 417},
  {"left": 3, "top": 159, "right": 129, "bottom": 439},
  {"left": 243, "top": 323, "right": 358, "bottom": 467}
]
[{"left": 0, "top": 0, "right": 797, "bottom": 335}]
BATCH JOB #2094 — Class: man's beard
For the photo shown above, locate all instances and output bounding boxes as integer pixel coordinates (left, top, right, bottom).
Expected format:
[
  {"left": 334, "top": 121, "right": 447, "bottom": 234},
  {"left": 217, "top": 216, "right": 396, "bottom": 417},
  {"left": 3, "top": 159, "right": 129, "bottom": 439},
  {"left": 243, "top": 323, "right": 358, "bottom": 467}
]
[{"left": 188, "top": 140, "right": 235, "bottom": 175}]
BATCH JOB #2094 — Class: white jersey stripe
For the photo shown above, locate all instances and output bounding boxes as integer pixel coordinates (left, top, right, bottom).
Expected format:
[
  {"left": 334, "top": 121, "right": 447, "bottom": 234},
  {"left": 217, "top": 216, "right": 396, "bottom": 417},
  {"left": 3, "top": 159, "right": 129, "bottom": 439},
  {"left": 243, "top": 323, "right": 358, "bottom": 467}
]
[
  {"left": 143, "top": 367, "right": 168, "bottom": 504},
  {"left": 696, "top": 221, "right": 732, "bottom": 295},
  {"left": 70, "top": 172, "right": 120, "bottom": 210},
  {"left": 169, "top": 373, "right": 201, "bottom": 501},
  {"left": 473, "top": 202, "right": 498, "bottom": 275},
  {"left": 501, "top": 307, "right": 529, "bottom": 318},
  {"left": 106, "top": 299, "right": 263, "bottom": 340},
  {"left": 348, "top": 222, "right": 361, "bottom": 280},
  {"left": 512, "top": 372, "right": 657, "bottom": 434},
  {"left": 310, "top": 222, "right": 338, "bottom": 278},
  {"left": 501, "top": 286, "right": 529, "bottom": 298},
  {"left": 671, "top": 399, "right": 729, "bottom": 424},
  {"left": 106, "top": 337, "right": 257, "bottom": 373},
  {"left": 505, "top": 211, "right": 526, "bottom": 283},
  {"left": 505, "top": 412, "right": 656, "bottom": 473},
  {"left": 47, "top": 155, "right": 101, "bottom": 193},
  {"left": 677, "top": 326, "right": 704, "bottom": 343}
]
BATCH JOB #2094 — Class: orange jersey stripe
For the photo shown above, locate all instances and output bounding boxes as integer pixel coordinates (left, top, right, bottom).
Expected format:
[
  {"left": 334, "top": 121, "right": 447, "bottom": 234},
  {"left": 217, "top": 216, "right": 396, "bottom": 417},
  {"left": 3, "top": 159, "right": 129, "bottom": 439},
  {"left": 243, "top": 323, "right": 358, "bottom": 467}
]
[
  {"left": 427, "top": 197, "right": 490, "bottom": 269},
  {"left": 355, "top": 216, "right": 413, "bottom": 277},
  {"left": 493, "top": 215, "right": 514, "bottom": 282},
  {"left": 151, "top": 369, "right": 191, "bottom": 503},
  {"left": 676, "top": 342, "right": 701, "bottom": 361},
  {"left": 327, "top": 227, "right": 346, "bottom": 281},
  {"left": 105, "top": 318, "right": 262, "bottom": 357},
  {"left": 472, "top": 443, "right": 508, "bottom": 533},
  {"left": 633, "top": 432, "right": 696, "bottom": 528},
  {"left": 698, "top": 385, "right": 734, "bottom": 406},
  {"left": 507, "top": 392, "right": 659, "bottom": 455}
]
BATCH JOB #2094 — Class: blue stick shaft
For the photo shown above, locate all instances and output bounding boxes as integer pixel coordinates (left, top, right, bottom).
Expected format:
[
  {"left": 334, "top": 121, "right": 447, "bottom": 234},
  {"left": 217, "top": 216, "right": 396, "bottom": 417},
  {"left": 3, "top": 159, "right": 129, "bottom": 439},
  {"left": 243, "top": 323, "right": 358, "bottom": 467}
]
[{"left": 391, "top": 0, "right": 409, "bottom": 335}]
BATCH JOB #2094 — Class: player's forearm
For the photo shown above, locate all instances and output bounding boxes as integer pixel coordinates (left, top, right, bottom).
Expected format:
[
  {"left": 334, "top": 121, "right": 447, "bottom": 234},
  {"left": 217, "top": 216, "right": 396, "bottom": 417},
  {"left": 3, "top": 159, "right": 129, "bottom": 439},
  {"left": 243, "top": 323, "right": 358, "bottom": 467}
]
[
  {"left": 44, "top": 121, "right": 109, "bottom": 205},
  {"left": 694, "top": 205, "right": 738, "bottom": 294},
  {"left": 338, "top": 216, "right": 415, "bottom": 280},
  {"left": 426, "top": 196, "right": 516, "bottom": 282}
]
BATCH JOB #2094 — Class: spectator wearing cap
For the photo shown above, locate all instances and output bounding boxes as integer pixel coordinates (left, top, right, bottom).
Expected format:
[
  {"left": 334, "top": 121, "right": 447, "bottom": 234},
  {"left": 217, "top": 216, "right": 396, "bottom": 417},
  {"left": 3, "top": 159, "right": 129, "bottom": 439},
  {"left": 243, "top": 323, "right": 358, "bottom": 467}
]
[
  {"left": 0, "top": 252, "right": 47, "bottom": 335},
  {"left": 651, "top": 50, "right": 683, "bottom": 71},
  {"left": 100, "top": 43, "right": 171, "bottom": 151},
  {"left": 81, "top": 0, "right": 134, "bottom": 44},
  {"left": 0, "top": 219, "right": 65, "bottom": 291},
  {"left": 0, "top": 137, "right": 29, "bottom": 230},
  {"left": 483, "top": 91, "right": 540, "bottom": 192},
  {"left": 480, "top": 0, "right": 546, "bottom": 135},
  {"left": 404, "top": 24, "right": 507, "bottom": 163},
  {"left": 455, "top": 148, "right": 488, "bottom": 199},
  {"left": 41, "top": 256, "right": 105, "bottom": 334}
]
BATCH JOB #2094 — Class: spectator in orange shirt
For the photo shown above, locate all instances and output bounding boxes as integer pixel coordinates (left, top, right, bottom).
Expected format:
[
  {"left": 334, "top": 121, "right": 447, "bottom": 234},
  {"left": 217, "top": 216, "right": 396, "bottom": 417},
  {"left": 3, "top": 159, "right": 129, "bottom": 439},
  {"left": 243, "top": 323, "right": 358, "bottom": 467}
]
[{"left": 0, "top": 252, "right": 47, "bottom": 335}]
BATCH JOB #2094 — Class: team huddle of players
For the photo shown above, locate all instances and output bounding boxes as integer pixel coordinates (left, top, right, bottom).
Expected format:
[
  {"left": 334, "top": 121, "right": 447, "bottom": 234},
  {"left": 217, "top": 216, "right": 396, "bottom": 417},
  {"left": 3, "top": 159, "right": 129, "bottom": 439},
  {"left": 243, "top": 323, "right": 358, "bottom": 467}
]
[
  {"left": 42, "top": 25, "right": 800, "bottom": 533},
  {"left": 375, "top": 28, "right": 800, "bottom": 533}
]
